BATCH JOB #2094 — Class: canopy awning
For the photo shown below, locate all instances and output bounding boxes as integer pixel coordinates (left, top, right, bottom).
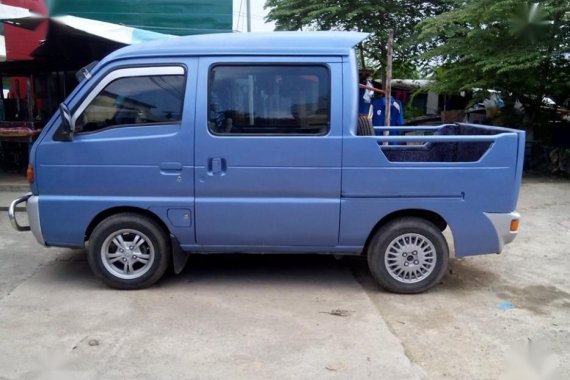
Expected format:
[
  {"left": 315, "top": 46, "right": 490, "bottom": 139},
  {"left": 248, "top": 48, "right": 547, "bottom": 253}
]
[
  {"left": 0, "top": 3, "right": 43, "bottom": 30},
  {"left": 0, "top": 4, "right": 174, "bottom": 74},
  {"left": 0, "top": 4, "right": 173, "bottom": 44},
  {"left": 51, "top": 15, "right": 174, "bottom": 45}
]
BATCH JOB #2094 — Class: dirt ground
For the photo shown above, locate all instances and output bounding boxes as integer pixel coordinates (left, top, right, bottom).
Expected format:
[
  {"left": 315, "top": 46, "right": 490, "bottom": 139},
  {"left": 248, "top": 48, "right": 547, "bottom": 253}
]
[{"left": 349, "top": 177, "right": 570, "bottom": 380}]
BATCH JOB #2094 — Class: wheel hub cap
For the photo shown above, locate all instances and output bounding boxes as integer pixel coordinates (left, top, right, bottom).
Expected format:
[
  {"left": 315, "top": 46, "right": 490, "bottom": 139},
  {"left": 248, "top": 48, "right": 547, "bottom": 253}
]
[
  {"left": 101, "top": 229, "right": 155, "bottom": 280},
  {"left": 385, "top": 233, "right": 437, "bottom": 284}
]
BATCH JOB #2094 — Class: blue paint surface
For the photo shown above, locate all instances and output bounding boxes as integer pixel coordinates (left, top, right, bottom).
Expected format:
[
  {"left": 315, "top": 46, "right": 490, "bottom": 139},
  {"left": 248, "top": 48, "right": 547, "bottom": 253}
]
[{"left": 27, "top": 32, "right": 524, "bottom": 257}]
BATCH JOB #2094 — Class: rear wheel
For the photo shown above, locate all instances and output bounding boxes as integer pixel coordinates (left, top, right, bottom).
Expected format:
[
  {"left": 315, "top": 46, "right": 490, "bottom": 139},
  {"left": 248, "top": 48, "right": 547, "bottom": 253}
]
[
  {"left": 367, "top": 217, "right": 448, "bottom": 294},
  {"left": 88, "top": 213, "right": 170, "bottom": 289}
]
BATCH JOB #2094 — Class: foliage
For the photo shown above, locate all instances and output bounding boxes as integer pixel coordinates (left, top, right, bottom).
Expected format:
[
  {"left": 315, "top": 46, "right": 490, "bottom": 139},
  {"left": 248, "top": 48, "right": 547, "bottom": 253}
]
[
  {"left": 404, "top": 102, "right": 426, "bottom": 120},
  {"left": 265, "top": 0, "right": 570, "bottom": 132},
  {"left": 265, "top": 0, "right": 452, "bottom": 70},
  {"left": 416, "top": 0, "right": 570, "bottom": 126}
]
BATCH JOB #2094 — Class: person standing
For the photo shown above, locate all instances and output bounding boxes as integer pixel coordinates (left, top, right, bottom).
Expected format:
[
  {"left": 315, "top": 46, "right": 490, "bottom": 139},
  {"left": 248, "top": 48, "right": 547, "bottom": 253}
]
[{"left": 372, "top": 95, "right": 404, "bottom": 145}]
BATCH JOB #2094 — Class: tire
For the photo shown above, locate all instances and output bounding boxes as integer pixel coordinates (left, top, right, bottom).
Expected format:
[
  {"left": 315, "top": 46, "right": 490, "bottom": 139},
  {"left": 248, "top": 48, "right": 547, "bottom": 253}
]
[
  {"left": 88, "top": 213, "right": 170, "bottom": 289},
  {"left": 367, "top": 217, "right": 449, "bottom": 294}
]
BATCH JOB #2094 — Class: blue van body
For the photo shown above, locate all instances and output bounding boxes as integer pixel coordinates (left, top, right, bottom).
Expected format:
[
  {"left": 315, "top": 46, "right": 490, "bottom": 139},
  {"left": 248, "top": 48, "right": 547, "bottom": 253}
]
[{"left": 9, "top": 32, "right": 524, "bottom": 291}]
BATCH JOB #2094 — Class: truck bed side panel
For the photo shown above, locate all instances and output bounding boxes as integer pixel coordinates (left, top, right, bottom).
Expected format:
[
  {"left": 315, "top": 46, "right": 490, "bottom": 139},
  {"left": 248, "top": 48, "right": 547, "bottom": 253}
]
[{"left": 340, "top": 131, "right": 523, "bottom": 256}]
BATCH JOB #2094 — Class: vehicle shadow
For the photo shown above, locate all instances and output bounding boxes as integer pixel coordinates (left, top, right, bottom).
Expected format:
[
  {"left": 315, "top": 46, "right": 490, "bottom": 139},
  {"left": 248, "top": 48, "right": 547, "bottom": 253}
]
[
  {"left": 45, "top": 249, "right": 361, "bottom": 292},
  {"left": 161, "top": 254, "right": 358, "bottom": 291},
  {"left": 43, "top": 248, "right": 504, "bottom": 294}
]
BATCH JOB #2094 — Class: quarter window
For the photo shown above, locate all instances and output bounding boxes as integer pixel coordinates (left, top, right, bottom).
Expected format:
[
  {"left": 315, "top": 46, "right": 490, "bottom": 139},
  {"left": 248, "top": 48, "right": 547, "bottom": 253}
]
[
  {"left": 208, "top": 65, "right": 330, "bottom": 135},
  {"left": 75, "top": 75, "right": 185, "bottom": 133}
]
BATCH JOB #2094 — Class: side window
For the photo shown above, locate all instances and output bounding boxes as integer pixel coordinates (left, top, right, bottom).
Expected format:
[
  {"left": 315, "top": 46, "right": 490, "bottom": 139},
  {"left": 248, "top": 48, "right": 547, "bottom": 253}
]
[
  {"left": 75, "top": 74, "right": 185, "bottom": 133},
  {"left": 208, "top": 65, "right": 330, "bottom": 135}
]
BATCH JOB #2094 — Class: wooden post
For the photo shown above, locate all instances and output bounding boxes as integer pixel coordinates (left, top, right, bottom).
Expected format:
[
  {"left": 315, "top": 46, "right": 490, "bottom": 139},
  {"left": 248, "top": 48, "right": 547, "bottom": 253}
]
[
  {"left": 384, "top": 30, "right": 393, "bottom": 127},
  {"left": 358, "top": 45, "right": 366, "bottom": 68}
]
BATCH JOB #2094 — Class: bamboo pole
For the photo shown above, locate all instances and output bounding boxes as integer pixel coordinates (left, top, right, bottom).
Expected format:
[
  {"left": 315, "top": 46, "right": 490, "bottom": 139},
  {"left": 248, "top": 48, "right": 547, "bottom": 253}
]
[
  {"left": 358, "top": 45, "right": 366, "bottom": 68},
  {"left": 246, "top": 0, "right": 252, "bottom": 32},
  {"left": 384, "top": 30, "right": 393, "bottom": 127}
]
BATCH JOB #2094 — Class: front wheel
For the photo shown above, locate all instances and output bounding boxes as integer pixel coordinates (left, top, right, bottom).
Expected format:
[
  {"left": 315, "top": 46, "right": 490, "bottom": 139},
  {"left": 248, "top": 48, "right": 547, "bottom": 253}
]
[
  {"left": 88, "top": 213, "right": 170, "bottom": 289},
  {"left": 367, "top": 217, "right": 449, "bottom": 294}
]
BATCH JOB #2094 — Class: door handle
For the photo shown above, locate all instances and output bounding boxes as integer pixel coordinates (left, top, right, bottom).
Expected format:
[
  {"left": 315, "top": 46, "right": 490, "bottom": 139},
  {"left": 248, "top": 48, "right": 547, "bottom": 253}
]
[
  {"left": 207, "top": 157, "right": 226, "bottom": 175},
  {"left": 160, "top": 162, "right": 182, "bottom": 174}
]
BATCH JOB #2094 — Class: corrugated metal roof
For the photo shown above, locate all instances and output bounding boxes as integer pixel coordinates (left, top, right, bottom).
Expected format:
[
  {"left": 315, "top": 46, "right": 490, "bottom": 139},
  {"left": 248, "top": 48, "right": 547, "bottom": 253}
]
[{"left": 105, "top": 31, "right": 370, "bottom": 61}]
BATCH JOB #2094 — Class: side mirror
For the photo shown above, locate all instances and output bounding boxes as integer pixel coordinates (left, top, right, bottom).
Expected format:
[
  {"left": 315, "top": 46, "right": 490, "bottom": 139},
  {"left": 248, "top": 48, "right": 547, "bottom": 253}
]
[{"left": 59, "top": 103, "right": 74, "bottom": 140}]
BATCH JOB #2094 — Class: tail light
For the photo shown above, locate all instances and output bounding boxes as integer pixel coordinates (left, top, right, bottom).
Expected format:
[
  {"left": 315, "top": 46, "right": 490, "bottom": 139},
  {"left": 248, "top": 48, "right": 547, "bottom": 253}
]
[{"left": 26, "top": 164, "right": 34, "bottom": 184}]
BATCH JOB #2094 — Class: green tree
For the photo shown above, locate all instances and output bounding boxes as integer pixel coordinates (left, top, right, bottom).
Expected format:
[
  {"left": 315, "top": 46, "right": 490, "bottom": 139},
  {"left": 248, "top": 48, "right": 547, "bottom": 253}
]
[
  {"left": 264, "top": 0, "right": 451, "bottom": 81},
  {"left": 416, "top": 0, "right": 570, "bottom": 130}
]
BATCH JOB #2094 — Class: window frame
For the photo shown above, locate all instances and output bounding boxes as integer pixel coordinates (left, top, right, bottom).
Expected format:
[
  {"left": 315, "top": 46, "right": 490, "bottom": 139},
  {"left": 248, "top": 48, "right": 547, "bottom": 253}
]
[
  {"left": 71, "top": 66, "right": 187, "bottom": 135},
  {"left": 207, "top": 63, "right": 332, "bottom": 137}
]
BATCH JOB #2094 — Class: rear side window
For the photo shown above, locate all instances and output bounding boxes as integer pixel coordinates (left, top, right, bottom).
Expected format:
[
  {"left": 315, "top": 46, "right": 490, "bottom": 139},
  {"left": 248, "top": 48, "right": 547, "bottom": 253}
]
[
  {"left": 208, "top": 65, "right": 330, "bottom": 135},
  {"left": 76, "top": 75, "right": 185, "bottom": 133}
]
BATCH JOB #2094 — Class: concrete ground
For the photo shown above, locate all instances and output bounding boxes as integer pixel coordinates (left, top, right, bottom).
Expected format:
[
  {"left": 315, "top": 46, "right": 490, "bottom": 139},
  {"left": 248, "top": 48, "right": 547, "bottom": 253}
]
[
  {"left": 0, "top": 212, "right": 419, "bottom": 379},
  {"left": 0, "top": 178, "right": 569, "bottom": 379},
  {"left": 350, "top": 177, "right": 570, "bottom": 380}
]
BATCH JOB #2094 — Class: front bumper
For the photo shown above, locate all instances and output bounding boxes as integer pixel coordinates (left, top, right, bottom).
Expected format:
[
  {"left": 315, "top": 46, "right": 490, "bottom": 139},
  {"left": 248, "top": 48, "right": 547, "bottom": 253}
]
[
  {"left": 484, "top": 211, "right": 520, "bottom": 254},
  {"left": 8, "top": 193, "right": 45, "bottom": 245}
]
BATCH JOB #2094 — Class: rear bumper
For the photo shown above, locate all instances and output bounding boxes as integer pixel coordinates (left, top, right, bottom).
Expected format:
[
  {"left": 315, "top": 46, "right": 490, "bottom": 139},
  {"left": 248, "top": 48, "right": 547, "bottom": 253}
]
[
  {"left": 484, "top": 211, "right": 520, "bottom": 253},
  {"left": 8, "top": 193, "right": 45, "bottom": 246}
]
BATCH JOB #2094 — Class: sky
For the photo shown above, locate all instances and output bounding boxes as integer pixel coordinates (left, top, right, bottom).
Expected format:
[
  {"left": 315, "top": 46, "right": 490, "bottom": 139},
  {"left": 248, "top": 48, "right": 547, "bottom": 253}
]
[{"left": 233, "top": 0, "right": 276, "bottom": 32}]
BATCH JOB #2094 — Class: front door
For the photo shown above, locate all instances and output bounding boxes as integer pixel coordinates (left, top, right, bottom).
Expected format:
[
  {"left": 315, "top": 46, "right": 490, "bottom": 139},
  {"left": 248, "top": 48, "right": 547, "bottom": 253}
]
[
  {"left": 194, "top": 57, "right": 343, "bottom": 247},
  {"left": 36, "top": 60, "right": 198, "bottom": 246}
]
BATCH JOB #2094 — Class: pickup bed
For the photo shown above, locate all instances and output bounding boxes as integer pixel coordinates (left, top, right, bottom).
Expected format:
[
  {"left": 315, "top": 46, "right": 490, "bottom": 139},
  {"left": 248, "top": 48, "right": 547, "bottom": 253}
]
[{"left": 8, "top": 32, "right": 524, "bottom": 293}]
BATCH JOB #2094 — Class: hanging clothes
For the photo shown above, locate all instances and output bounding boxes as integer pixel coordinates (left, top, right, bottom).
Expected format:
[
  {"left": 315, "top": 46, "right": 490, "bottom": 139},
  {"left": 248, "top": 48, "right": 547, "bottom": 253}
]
[{"left": 358, "top": 80, "right": 375, "bottom": 116}]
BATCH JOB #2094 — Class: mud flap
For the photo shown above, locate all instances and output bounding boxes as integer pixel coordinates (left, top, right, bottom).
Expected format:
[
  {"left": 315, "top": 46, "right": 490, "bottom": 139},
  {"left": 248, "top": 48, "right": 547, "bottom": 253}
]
[{"left": 170, "top": 234, "right": 189, "bottom": 274}]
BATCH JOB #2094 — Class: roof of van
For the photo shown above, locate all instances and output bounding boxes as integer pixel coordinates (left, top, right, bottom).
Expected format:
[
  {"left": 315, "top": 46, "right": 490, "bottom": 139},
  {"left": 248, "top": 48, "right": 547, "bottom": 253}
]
[{"left": 105, "top": 31, "right": 369, "bottom": 61}]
